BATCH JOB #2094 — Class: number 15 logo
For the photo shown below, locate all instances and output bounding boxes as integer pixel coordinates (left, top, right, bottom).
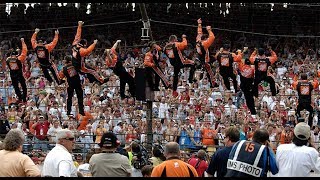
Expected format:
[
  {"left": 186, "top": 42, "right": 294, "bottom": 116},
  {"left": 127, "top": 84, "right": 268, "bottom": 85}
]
[{"left": 245, "top": 142, "right": 255, "bottom": 152}]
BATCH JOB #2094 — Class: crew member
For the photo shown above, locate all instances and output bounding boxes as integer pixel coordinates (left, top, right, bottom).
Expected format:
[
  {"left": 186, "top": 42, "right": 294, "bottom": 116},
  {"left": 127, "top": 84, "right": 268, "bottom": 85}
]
[
  {"left": 215, "top": 44, "right": 243, "bottom": 93},
  {"left": 105, "top": 40, "right": 136, "bottom": 99},
  {"left": 191, "top": 18, "right": 216, "bottom": 88},
  {"left": 31, "top": 28, "right": 63, "bottom": 85},
  {"left": 164, "top": 34, "right": 194, "bottom": 97},
  {"left": 58, "top": 55, "right": 84, "bottom": 116},
  {"left": 6, "top": 38, "right": 28, "bottom": 103},
  {"left": 71, "top": 21, "right": 108, "bottom": 85},
  {"left": 249, "top": 47, "right": 278, "bottom": 98},
  {"left": 238, "top": 56, "right": 256, "bottom": 115},
  {"left": 144, "top": 41, "right": 171, "bottom": 91},
  {"left": 292, "top": 73, "right": 319, "bottom": 127}
]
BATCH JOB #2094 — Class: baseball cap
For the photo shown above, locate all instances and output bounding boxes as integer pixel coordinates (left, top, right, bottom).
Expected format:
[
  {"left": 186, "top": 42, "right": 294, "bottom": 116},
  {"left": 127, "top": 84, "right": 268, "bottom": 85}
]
[
  {"left": 56, "top": 129, "right": 75, "bottom": 140},
  {"left": 99, "top": 132, "right": 120, "bottom": 148},
  {"left": 294, "top": 122, "right": 310, "bottom": 141},
  {"left": 80, "top": 130, "right": 86, "bottom": 135}
]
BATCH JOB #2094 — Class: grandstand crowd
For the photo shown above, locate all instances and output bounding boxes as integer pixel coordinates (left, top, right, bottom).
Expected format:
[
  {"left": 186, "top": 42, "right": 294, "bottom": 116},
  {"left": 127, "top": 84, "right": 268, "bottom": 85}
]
[{"left": 1, "top": 2, "right": 320, "bottom": 177}]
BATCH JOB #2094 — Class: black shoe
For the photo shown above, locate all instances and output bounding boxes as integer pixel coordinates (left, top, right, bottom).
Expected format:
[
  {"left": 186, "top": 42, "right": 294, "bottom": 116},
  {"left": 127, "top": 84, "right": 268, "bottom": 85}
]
[
  {"left": 121, "top": 95, "right": 130, "bottom": 100},
  {"left": 58, "top": 79, "right": 65, "bottom": 85},
  {"left": 189, "top": 79, "right": 197, "bottom": 83},
  {"left": 103, "top": 78, "right": 109, "bottom": 84}
]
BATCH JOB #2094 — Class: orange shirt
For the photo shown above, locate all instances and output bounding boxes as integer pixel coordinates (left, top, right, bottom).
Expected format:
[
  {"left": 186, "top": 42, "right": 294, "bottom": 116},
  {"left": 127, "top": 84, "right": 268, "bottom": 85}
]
[
  {"left": 238, "top": 60, "right": 255, "bottom": 78},
  {"left": 72, "top": 23, "right": 96, "bottom": 57},
  {"left": 201, "top": 128, "right": 217, "bottom": 146},
  {"left": 151, "top": 159, "right": 198, "bottom": 177},
  {"left": 77, "top": 112, "right": 93, "bottom": 131},
  {"left": 31, "top": 32, "right": 58, "bottom": 52},
  {"left": 249, "top": 49, "right": 278, "bottom": 65}
]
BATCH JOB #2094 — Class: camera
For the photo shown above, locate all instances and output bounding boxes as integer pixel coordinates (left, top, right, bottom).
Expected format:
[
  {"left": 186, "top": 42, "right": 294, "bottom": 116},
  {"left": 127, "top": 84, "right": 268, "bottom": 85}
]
[{"left": 131, "top": 141, "right": 151, "bottom": 169}]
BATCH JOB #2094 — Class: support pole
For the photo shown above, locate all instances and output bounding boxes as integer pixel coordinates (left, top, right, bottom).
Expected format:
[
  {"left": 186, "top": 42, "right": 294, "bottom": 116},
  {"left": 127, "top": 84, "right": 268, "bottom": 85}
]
[{"left": 138, "top": 3, "right": 154, "bottom": 153}]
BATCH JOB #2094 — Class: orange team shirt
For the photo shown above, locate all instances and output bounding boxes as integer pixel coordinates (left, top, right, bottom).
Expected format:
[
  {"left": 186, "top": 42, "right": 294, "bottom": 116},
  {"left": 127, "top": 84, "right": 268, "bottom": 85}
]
[
  {"left": 238, "top": 59, "right": 255, "bottom": 78},
  {"left": 249, "top": 49, "right": 278, "bottom": 65},
  {"left": 201, "top": 128, "right": 217, "bottom": 146},
  {"left": 151, "top": 159, "right": 198, "bottom": 177},
  {"left": 72, "top": 23, "right": 96, "bottom": 58},
  {"left": 196, "top": 23, "right": 215, "bottom": 63},
  {"left": 292, "top": 79, "right": 319, "bottom": 92},
  {"left": 144, "top": 51, "right": 155, "bottom": 67},
  {"left": 6, "top": 41, "right": 27, "bottom": 71},
  {"left": 77, "top": 112, "right": 93, "bottom": 131},
  {"left": 31, "top": 32, "right": 59, "bottom": 52},
  {"left": 175, "top": 37, "right": 188, "bottom": 51}
]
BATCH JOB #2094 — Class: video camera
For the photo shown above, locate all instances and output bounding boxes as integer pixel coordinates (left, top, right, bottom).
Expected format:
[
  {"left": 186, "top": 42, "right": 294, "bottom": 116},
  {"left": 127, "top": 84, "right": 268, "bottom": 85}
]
[{"left": 131, "top": 140, "right": 151, "bottom": 169}]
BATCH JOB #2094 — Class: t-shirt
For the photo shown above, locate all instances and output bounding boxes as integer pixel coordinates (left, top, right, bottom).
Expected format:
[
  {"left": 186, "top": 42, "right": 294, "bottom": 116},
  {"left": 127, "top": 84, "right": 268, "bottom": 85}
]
[
  {"left": 89, "top": 153, "right": 132, "bottom": 177},
  {"left": 276, "top": 143, "right": 320, "bottom": 177},
  {"left": 206, "top": 146, "right": 233, "bottom": 177},
  {"left": 33, "top": 121, "right": 50, "bottom": 140},
  {"left": 151, "top": 158, "right": 198, "bottom": 177},
  {"left": 0, "top": 150, "right": 40, "bottom": 177},
  {"left": 188, "top": 158, "right": 208, "bottom": 177}
]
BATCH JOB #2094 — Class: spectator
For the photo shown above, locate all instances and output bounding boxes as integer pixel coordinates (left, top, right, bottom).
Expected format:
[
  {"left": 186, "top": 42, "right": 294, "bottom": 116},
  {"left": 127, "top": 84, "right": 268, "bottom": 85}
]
[
  {"left": 31, "top": 114, "right": 50, "bottom": 151},
  {"left": 42, "top": 129, "right": 78, "bottom": 177},
  {"left": 188, "top": 149, "right": 208, "bottom": 177},
  {"left": 47, "top": 120, "right": 62, "bottom": 149},
  {"left": 205, "top": 126, "right": 239, "bottom": 177},
  {"left": 77, "top": 151, "right": 94, "bottom": 177},
  {"left": 141, "top": 165, "right": 153, "bottom": 177},
  {"left": 0, "top": 129, "right": 40, "bottom": 177},
  {"left": 276, "top": 122, "right": 320, "bottom": 177},
  {"left": 151, "top": 142, "right": 198, "bottom": 177},
  {"left": 89, "top": 132, "right": 132, "bottom": 177},
  {"left": 78, "top": 130, "right": 94, "bottom": 154},
  {"left": 0, "top": 118, "right": 10, "bottom": 140}
]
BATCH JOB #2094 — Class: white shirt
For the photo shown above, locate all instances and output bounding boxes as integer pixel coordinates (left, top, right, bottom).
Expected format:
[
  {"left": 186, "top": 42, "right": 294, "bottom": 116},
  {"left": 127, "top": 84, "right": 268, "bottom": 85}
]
[
  {"left": 276, "top": 143, "right": 320, "bottom": 177},
  {"left": 158, "top": 102, "right": 169, "bottom": 119},
  {"left": 47, "top": 126, "right": 62, "bottom": 143},
  {"left": 42, "top": 144, "right": 77, "bottom": 177},
  {"left": 79, "top": 135, "right": 94, "bottom": 149}
]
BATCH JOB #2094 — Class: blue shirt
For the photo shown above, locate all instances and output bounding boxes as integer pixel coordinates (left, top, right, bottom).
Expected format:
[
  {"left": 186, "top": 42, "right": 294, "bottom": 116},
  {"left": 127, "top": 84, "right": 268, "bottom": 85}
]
[
  {"left": 206, "top": 146, "right": 233, "bottom": 177},
  {"left": 179, "top": 130, "right": 192, "bottom": 149}
]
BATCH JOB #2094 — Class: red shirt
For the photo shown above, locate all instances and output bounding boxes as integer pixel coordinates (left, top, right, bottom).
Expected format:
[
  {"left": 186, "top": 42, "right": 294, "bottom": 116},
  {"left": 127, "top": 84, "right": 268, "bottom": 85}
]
[
  {"left": 188, "top": 158, "right": 208, "bottom": 177},
  {"left": 33, "top": 121, "right": 50, "bottom": 140}
]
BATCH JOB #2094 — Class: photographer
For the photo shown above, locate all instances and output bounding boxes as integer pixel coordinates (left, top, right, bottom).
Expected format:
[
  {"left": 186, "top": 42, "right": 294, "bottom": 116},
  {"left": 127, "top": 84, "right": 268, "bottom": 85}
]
[
  {"left": 131, "top": 141, "right": 149, "bottom": 177},
  {"left": 149, "top": 145, "right": 166, "bottom": 167}
]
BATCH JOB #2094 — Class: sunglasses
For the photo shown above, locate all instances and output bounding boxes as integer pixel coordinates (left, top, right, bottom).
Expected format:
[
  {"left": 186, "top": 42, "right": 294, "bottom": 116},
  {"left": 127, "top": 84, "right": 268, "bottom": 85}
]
[{"left": 64, "top": 138, "right": 75, "bottom": 141}]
